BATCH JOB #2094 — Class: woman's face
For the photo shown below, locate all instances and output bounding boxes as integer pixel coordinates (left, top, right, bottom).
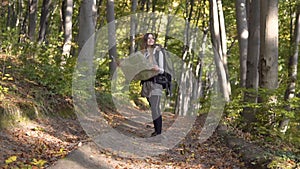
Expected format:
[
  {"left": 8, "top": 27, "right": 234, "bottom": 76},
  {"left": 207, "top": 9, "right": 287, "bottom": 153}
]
[{"left": 146, "top": 34, "right": 155, "bottom": 46}]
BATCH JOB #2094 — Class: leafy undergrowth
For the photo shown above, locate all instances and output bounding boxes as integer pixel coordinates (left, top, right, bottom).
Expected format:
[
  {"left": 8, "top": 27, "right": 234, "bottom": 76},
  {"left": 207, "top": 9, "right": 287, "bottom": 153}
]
[{"left": 221, "top": 124, "right": 300, "bottom": 168}]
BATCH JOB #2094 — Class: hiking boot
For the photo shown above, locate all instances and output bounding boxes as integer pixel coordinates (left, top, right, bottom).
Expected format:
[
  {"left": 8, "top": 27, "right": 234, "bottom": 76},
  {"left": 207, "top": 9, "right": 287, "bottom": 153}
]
[{"left": 151, "top": 131, "right": 158, "bottom": 137}]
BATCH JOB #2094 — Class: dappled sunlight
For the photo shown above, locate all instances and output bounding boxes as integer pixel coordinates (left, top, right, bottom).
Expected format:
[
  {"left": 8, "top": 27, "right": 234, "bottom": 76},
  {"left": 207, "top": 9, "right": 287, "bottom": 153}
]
[{"left": 0, "top": 117, "right": 88, "bottom": 168}]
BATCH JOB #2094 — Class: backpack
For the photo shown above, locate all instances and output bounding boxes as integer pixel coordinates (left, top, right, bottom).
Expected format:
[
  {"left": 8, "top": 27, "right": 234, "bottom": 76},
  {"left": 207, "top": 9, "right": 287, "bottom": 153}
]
[{"left": 153, "top": 45, "right": 174, "bottom": 96}]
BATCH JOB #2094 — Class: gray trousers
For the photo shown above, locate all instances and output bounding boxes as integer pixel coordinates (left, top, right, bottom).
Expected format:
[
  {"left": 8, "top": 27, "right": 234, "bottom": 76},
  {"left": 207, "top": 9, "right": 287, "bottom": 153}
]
[
  {"left": 148, "top": 95, "right": 161, "bottom": 120},
  {"left": 148, "top": 95, "right": 162, "bottom": 134}
]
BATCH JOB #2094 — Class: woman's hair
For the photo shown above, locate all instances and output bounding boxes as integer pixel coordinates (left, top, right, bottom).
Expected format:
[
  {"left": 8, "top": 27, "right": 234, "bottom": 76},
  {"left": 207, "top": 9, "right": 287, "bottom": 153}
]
[{"left": 143, "top": 33, "right": 156, "bottom": 49}]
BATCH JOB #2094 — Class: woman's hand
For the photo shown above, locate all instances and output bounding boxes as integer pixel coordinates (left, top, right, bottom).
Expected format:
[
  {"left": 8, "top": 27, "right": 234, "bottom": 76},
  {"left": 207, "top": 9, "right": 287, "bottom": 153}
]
[{"left": 151, "top": 65, "right": 160, "bottom": 72}]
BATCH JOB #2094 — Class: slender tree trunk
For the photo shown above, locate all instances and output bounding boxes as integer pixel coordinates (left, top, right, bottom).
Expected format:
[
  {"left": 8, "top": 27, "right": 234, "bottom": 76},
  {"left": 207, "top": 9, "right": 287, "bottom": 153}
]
[
  {"left": 95, "top": 0, "right": 104, "bottom": 29},
  {"left": 195, "top": 29, "right": 209, "bottom": 103},
  {"left": 75, "top": 0, "right": 97, "bottom": 109},
  {"left": 152, "top": 0, "right": 156, "bottom": 12},
  {"left": 164, "top": 15, "right": 171, "bottom": 48},
  {"left": 146, "top": 0, "right": 150, "bottom": 12},
  {"left": 38, "top": 0, "right": 52, "bottom": 44},
  {"left": 28, "top": 0, "right": 38, "bottom": 41},
  {"left": 15, "top": 0, "right": 26, "bottom": 42},
  {"left": 20, "top": 4, "right": 28, "bottom": 38},
  {"left": 62, "top": 0, "right": 73, "bottom": 57},
  {"left": 209, "top": 0, "right": 230, "bottom": 102},
  {"left": 242, "top": 0, "right": 260, "bottom": 125},
  {"left": 150, "top": 0, "right": 157, "bottom": 33},
  {"left": 175, "top": 0, "right": 196, "bottom": 115},
  {"left": 217, "top": 0, "right": 231, "bottom": 95},
  {"left": 235, "top": 0, "right": 248, "bottom": 88},
  {"left": 140, "top": 0, "right": 147, "bottom": 11},
  {"left": 15, "top": 0, "right": 23, "bottom": 27},
  {"left": 285, "top": 5, "right": 300, "bottom": 101},
  {"left": 7, "top": 2, "right": 11, "bottom": 28},
  {"left": 107, "top": 0, "right": 117, "bottom": 77},
  {"left": 78, "top": 0, "right": 97, "bottom": 52},
  {"left": 280, "top": 5, "right": 300, "bottom": 133},
  {"left": 7, "top": 2, "right": 17, "bottom": 28},
  {"left": 129, "top": 0, "right": 137, "bottom": 54}
]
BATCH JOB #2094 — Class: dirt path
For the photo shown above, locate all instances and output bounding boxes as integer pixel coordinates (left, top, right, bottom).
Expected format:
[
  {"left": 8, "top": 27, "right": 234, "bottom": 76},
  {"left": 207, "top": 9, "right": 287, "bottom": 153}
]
[{"left": 1, "top": 106, "right": 247, "bottom": 169}]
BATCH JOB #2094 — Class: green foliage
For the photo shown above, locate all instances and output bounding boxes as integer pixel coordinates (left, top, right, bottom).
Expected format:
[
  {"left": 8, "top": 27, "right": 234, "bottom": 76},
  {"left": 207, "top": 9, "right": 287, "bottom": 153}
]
[
  {"left": 225, "top": 87, "right": 300, "bottom": 149},
  {"left": 268, "top": 156, "right": 299, "bottom": 169},
  {"left": 96, "top": 91, "right": 116, "bottom": 111},
  {"left": 4, "top": 155, "right": 47, "bottom": 168},
  {"left": 5, "top": 156, "right": 17, "bottom": 164},
  {"left": 15, "top": 38, "right": 75, "bottom": 96},
  {"left": 30, "top": 158, "right": 47, "bottom": 167}
]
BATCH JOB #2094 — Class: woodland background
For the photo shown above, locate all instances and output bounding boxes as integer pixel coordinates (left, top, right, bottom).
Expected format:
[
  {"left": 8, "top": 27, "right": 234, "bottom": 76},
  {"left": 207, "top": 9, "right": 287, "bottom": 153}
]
[{"left": 0, "top": 0, "right": 299, "bottom": 168}]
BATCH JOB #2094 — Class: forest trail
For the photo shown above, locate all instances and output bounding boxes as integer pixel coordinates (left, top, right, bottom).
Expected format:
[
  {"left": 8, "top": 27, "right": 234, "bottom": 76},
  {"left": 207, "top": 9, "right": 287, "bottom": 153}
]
[{"left": 1, "top": 105, "right": 246, "bottom": 169}]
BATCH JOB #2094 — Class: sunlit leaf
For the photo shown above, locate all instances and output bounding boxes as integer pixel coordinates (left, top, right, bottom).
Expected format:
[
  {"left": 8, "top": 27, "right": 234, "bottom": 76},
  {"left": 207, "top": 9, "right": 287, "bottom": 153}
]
[
  {"left": 5, "top": 156, "right": 17, "bottom": 164},
  {"left": 31, "top": 158, "right": 47, "bottom": 167}
]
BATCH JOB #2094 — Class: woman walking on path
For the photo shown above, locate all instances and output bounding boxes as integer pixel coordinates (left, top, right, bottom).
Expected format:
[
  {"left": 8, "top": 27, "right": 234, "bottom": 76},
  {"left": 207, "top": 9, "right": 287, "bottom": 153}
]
[{"left": 140, "top": 33, "right": 165, "bottom": 137}]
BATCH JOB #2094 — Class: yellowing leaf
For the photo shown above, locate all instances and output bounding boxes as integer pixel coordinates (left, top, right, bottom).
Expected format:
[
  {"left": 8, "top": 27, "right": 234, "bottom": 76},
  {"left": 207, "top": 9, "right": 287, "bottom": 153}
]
[
  {"left": 31, "top": 158, "right": 47, "bottom": 167},
  {"left": 5, "top": 156, "right": 17, "bottom": 164}
]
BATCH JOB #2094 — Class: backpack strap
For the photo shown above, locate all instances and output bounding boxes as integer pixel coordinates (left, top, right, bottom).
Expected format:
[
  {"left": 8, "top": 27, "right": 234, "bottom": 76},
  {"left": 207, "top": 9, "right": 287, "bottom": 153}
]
[{"left": 154, "top": 46, "right": 164, "bottom": 69}]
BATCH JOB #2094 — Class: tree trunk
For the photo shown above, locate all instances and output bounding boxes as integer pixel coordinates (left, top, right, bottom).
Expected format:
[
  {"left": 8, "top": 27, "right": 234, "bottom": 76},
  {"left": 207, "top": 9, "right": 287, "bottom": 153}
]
[
  {"left": 20, "top": 1, "right": 29, "bottom": 41},
  {"left": 15, "top": 0, "right": 23, "bottom": 27},
  {"left": 129, "top": 0, "right": 137, "bottom": 54},
  {"left": 280, "top": 5, "right": 300, "bottom": 133},
  {"left": 175, "top": 0, "right": 203, "bottom": 116},
  {"left": 106, "top": 0, "right": 117, "bottom": 78},
  {"left": 78, "top": 0, "right": 97, "bottom": 52},
  {"left": 28, "top": 0, "right": 38, "bottom": 41},
  {"left": 259, "top": 0, "right": 278, "bottom": 90},
  {"left": 152, "top": 0, "right": 156, "bottom": 12},
  {"left": 195, "top": 29, "right": 209, "bottom": 102},
  {"left": 235, "top": 0, "right": 248, "bottom": 88},
  {"left": 38, "top": 0, "right": 52, "bottom": 44},
  {"left": 217, "top": 0, "right": 231, "bottom": 95},
  {"left": 209, "top": 0, "right": 230, "bottom": 102},
  {"left": 7, "top": 2, "right": 17, "bottom": 28},
  {"left": 62, "top": 0, "right": 73, "bottom": 57},
  {"left": 242, "top": 0, "right": 260, "bottom": 125},
  {"left": 175, "top": 21, "right": 191, "bottom": 116},
  {"left": 76, "top": 0, "right": 97, "bottom": 97},
  {"left": 140, "top": 0, "right": 147, "bottom": 11}
]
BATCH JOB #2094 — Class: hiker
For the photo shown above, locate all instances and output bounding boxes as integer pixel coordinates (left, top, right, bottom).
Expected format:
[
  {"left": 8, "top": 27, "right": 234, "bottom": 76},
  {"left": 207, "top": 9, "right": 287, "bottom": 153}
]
[{"left": 141, "top": 33, "right": 164, "bottom": 137}]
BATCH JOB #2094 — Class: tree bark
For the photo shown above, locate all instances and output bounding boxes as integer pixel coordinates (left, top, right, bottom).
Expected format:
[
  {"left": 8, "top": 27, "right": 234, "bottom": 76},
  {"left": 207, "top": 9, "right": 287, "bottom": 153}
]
[
  {"left": 259, "top": 0, "right": 278, "bottom": 90},
  {"left": 62, "top": 0, "right": 73, "bottom": 57},
  {"left": 28, "top": 0, "right": 38, "bottom": 41},
  {"left": 7, "top": 2, "right": 17, "bottom": 28},
  {"left": 242, "top": 0, "right": 260, "bottom": 125},
  {"left": 175, "top": 0, "right": 203, "bottom": 115},
  {"left": 106, "top": 0, "right": 117, "bottom": 78},
  {"left": 20, "top": 1, "right": 29, "bottom": 41},
  {"left": 209, "top": 0, "right": 230, "bottom": 102},
  {"left": 129, "top": 0, "right": 137, "bottom": 54},
  {"left": 78, "top": 0, "right": 97, "bottom": 52},
  {"left": 76, "top": 0, "right": 97, "bottom": 97},
  {"left": 235, "top": 0, "right": 248, "bottom": 88},
  {"left": 38, "top": 0, "right": 52, "bottom": 44},
  {"left": 16, "top": 0, "right": 25, "bottom": 29},
  {"left": 217, "top": 0, "right": 231, "bottom": 95},
  {"left": 280, "top": 5, "right": 300, "bottom": 133}
]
